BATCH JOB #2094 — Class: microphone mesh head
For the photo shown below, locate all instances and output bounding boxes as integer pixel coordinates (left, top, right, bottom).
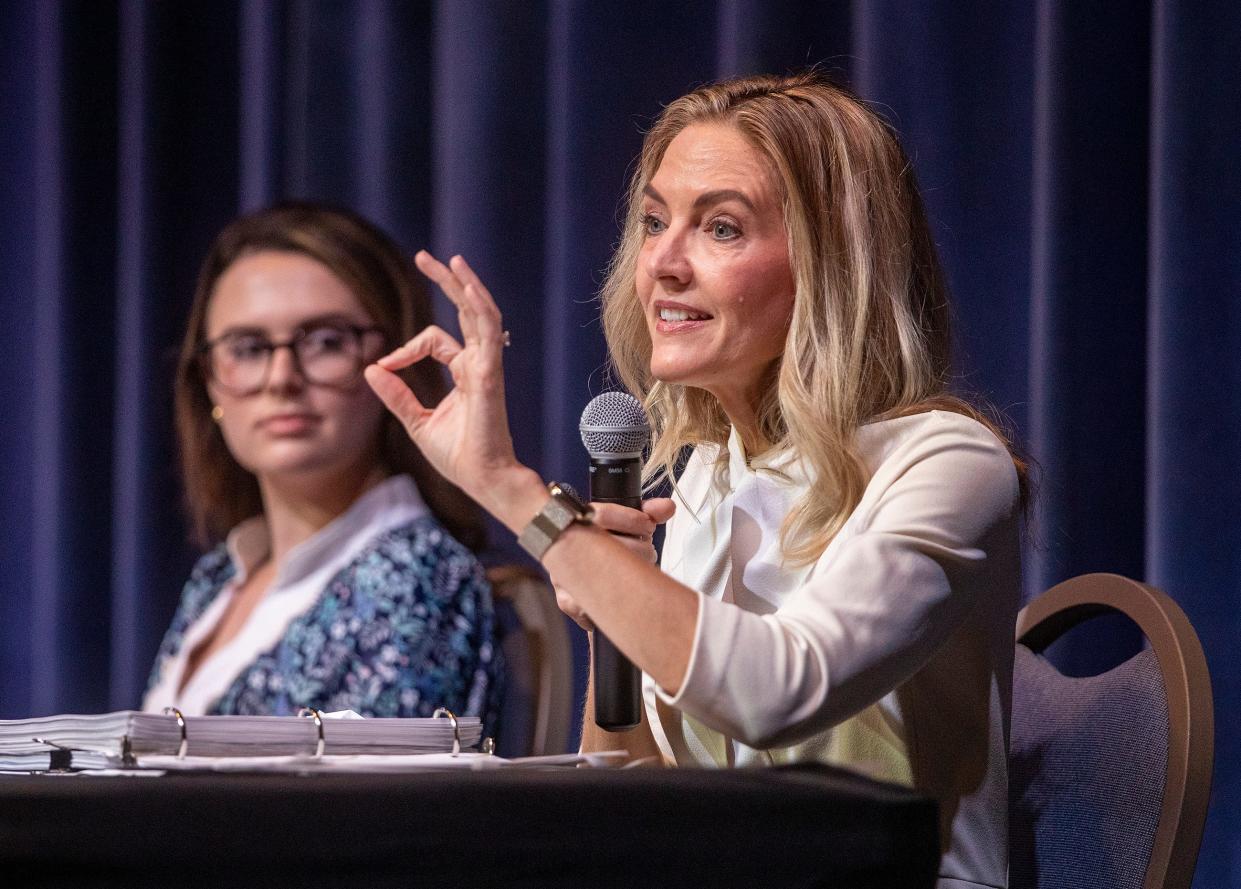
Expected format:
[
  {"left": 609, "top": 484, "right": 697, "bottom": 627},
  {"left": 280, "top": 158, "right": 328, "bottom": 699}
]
[{"left": 579, "top": 391, "right": 651, "bottom": 457}]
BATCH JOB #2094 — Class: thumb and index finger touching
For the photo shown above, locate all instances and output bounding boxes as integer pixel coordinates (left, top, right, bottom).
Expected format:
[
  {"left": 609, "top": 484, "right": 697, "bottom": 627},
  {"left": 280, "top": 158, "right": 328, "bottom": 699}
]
[
  {"left": 364, "top": 249, "right": 484, "bottom": 431},
  {"left": 366, "top": 250, "right": 671, "bottom": 527},
  {"left": 364, "top": 324, "right": 465, "bottom": 431}
]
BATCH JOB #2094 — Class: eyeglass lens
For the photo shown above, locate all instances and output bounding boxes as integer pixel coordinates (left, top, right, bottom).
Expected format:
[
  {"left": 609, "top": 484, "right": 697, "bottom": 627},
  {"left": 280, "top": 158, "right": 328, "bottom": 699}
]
[{"left": 209, "top": 323, "right": 368, "bottom": 393}]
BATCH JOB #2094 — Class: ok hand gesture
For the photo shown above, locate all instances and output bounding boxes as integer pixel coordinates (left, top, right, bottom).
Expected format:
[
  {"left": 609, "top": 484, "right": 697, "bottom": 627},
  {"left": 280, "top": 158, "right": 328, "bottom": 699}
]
[{"left": 364, "top": 251, "right": 528, "bottom": 518}]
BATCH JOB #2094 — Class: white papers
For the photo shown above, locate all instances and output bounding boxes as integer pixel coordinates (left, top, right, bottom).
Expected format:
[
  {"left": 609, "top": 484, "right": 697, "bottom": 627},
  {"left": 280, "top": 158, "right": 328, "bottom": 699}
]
[
  {"left": 0, "top": 710, "right": 482, "bottom": 771},
  {"left": 137, "top": 750, "right": 628, "bottom": 773},
  {"left": 2, "top": 750, "right": 629, "bottom": 775},
  {"left": 0, "top": 750, "right": 114, "bottom": 772}
]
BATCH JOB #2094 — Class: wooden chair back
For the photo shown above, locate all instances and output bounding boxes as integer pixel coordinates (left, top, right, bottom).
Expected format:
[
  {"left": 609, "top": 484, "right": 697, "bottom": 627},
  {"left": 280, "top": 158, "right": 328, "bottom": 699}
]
[
  {"left": 1011, "top": 573, "right": 1213, "bottom": 889},
  {"left": 488, "top": 565, "right": 574, "bottom": 756}
]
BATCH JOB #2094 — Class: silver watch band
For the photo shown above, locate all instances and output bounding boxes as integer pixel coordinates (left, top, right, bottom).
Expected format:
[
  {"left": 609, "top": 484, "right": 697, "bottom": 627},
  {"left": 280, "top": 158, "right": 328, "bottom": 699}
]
[{"left": 517, "top": 483, "right": 591, "bottom": 560}]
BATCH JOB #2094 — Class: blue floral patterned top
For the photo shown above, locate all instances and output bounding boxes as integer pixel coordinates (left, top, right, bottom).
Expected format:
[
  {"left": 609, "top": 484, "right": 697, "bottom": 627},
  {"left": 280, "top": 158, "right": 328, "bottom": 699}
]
[{"left": 146, "top": 516, "right": 503, "bottom": 735}]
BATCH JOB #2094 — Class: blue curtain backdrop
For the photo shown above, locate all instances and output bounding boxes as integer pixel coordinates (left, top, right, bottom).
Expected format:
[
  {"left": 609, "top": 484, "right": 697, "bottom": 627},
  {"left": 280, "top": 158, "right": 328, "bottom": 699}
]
[{"left": 1, "top": 1, "right": 1237, "bottom": 883}]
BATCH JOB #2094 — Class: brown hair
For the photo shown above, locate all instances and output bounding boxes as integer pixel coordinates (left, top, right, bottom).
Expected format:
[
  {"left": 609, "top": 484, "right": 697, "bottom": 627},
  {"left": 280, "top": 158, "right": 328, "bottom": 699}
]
[
  {"left": 601, "top": 72, "right": 1029, "bottom": 563},
  {"left": 174, "top": 201, "right": 485, "bottom": 551}
]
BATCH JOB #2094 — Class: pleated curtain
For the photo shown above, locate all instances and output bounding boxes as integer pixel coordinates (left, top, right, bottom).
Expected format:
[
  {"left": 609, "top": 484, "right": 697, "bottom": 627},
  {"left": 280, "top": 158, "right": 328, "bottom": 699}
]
[{"left": 0, "top": 3, "right": 1237, "bottom": 883}]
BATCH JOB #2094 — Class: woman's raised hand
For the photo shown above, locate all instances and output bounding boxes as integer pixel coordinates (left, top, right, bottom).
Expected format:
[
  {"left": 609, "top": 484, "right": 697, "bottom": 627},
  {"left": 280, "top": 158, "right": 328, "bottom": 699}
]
[{"left": 364, "top": 251, "right": 525, "bottom": 514}]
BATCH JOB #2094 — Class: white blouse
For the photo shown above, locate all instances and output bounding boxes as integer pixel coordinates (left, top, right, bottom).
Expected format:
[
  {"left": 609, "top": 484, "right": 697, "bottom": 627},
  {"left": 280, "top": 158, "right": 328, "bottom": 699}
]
[
  {"left": 645, "top": 410, "right": 1021, "bottom": 889},
  {"left": 142, "top": 475, "right": 429, "bottom": 716}
]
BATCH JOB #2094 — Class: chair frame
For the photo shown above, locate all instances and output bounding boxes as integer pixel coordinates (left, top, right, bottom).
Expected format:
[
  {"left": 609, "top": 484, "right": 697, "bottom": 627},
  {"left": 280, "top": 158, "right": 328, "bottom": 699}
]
[
  {"left": 1016, "top": 573, "right": 1214, "bottom": 889},
  {"left": 488, "top": 564, "right": 574, "bottom": 756}
]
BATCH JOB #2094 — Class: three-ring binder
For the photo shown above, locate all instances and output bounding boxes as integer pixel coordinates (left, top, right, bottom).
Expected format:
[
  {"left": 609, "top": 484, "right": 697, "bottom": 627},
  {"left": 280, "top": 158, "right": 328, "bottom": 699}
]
[{"left": 3, "top": 708, "right": 485, "bottom": 771}]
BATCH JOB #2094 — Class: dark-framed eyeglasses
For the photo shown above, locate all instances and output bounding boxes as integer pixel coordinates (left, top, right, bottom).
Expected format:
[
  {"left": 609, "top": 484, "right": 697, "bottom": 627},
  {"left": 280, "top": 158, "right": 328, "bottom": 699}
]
[{"left": 199, "top": 321, "right": 384, "bottom": 396}]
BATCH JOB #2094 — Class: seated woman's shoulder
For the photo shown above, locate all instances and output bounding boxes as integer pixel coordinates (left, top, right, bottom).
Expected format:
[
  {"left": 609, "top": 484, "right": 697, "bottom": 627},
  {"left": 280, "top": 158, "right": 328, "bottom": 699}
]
[
  {"left": 177, "top": 544, "right": 238, "bottom": 613},
  {"left": 370, "top": 515, "right": 477, "bottom": 561},
  {"left": 347, "top": 516, "right": 488, "bottom": 606},
  {"left": 925, "top": 407, "right": 1012, "bottom": 448},
  {"left": 188, "top": 542, "right": 234, "bottom": 580},
  {"left": 862, "top": 408, "right": 1022, "bottom": 508},
  {"left": 865, "top": 407, "right": 1012, "bottom": 457}
]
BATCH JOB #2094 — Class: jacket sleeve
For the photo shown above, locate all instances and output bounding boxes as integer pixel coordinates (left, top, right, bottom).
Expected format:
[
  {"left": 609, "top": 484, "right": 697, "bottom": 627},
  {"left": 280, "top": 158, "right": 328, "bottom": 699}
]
[{"left": 654, "top": 415, "right": 1020, "bottom": 749}]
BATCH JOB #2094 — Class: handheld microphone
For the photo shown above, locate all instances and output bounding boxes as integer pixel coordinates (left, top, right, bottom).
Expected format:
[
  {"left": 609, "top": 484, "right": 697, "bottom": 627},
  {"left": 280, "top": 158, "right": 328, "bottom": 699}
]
[{"left": 579, "top": 391, "right": 651, "bottom": 731}]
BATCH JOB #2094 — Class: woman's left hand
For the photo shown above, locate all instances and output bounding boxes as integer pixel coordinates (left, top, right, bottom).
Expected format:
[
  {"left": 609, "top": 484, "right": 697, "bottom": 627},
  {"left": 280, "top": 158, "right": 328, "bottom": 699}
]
[
  {"left": 552, "top": 498, "right": 676, "bottom": 631},
  {"left": 364, "top": 252, "right": 536, "bottom": 520}
]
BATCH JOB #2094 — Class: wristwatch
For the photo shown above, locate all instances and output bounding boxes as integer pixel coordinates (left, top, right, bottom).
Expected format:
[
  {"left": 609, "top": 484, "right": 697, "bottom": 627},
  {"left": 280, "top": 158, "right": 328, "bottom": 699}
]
[{"left": 517, "top": 481, "right": 594, "bottom": 560}]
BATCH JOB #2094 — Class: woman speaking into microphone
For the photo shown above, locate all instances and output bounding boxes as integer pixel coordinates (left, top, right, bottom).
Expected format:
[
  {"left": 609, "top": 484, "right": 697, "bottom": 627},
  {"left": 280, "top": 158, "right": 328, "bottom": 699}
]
[{"left": 367, "top": 72, "right": 1025, "bottom": 889}]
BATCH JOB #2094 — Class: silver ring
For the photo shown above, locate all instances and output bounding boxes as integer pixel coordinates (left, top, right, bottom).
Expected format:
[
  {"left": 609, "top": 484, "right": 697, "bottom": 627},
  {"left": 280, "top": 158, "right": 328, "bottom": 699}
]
[
  {"left": 162, "top": 707, "right": 188, "bottom": 758},
  {"left": 298, "top": 707, "right": 326, "bottom": 757},
  {"left": 432, "top": 707, "right": 462, "bottom": 756},
  {"left": 502, "top": 330, "right": 511, "bottom": 348}
]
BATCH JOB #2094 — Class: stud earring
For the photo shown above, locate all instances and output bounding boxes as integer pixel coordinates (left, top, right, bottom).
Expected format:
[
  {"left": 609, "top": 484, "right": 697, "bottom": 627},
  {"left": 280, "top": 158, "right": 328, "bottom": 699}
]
[{"left": 211, "top": 405, "right": 224, "bottom": 423}]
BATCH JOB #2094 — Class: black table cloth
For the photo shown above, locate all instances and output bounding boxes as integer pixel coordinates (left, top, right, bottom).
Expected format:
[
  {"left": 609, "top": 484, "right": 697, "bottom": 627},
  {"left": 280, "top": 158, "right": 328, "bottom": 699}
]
[{"left": 1, "top": 763, "right": 939, "bottom": 888}]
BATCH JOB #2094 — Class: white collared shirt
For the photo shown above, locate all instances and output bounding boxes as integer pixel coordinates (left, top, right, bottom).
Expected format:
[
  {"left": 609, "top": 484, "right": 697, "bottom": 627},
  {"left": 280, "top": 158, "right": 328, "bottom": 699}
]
[
  {"left": 646, "top": 411, "right": 1022, "bottom": 889},
  {"left": 142, "top": 475, "right": 429, "bottom": 716}
]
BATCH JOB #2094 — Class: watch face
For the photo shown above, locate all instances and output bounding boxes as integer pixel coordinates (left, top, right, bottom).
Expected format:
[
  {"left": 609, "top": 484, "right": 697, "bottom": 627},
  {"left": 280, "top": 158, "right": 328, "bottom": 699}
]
[{"left": 551, "top": 482, "right": 587, "bottom": 513}]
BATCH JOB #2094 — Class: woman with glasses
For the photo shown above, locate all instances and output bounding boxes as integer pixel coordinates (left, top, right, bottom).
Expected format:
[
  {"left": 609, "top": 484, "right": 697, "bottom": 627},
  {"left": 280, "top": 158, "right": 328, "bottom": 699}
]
[{"left": 142, "top": 201, "right": 502, "bottom": 728}]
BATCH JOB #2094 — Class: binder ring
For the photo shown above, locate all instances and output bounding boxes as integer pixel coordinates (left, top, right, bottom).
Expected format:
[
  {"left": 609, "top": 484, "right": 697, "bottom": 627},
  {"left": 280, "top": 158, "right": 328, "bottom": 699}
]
[
  {"left": 432, "top": 707, "right": 461, "bottom": 756},
  {"left": 162, "top": 707, "right": 188, "bottom": 758},
  {"left": 297, "top": 707, "right": 326, "bottom": 758}
]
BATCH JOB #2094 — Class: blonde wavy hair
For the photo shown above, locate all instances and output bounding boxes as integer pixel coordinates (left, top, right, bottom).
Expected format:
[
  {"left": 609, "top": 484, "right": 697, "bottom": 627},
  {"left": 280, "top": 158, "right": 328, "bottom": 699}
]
[{"left": 601, "top": 72, "right": 1026, "bottom": 565}]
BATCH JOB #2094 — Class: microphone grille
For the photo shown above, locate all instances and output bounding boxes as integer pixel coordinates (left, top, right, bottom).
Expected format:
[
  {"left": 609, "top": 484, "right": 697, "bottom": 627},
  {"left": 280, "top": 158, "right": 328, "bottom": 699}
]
[{"left": 579, "top": 391, "right": 651, "bottom": 457}]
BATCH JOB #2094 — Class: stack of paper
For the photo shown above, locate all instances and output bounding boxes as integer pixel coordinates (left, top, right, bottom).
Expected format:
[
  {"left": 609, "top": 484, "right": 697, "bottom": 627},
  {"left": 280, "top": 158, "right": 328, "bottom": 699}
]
[
  {"left": 0, "top": 710, "right": 481, "bottom": 771},
  {"left": 138, "top": 750, "right": 629, "bottom": 773}
]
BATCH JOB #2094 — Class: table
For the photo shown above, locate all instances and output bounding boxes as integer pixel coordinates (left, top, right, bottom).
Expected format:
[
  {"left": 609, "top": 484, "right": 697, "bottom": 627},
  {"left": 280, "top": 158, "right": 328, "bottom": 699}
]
[{"left": 1, "top": 763, "right": 939, "bottom": 888}]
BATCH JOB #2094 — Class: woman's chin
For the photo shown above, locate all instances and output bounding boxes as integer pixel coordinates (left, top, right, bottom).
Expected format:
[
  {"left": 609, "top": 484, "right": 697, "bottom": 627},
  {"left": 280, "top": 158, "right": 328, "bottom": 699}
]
[
  {"left": 649, "top": 359, "right": 708, "bottom": 390},
  {"left": 242, "top": 448, "right": 351, "bottom": 484}
]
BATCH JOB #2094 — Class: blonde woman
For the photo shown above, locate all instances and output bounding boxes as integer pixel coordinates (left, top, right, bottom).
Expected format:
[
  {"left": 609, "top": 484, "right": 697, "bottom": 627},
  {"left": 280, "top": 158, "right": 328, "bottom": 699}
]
[{"left": 367, "top": 73, "right": 1025, "bottom": 889}]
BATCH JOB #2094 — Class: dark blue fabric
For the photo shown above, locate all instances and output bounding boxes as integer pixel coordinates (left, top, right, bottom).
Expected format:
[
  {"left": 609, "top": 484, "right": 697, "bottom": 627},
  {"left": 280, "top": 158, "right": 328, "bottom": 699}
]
[
  {"left": 1010, "top": 645, "right": 1170, "bottom": 889},
  {"left": 1, "top": 4, "right": 1237, "bottom": 883}
]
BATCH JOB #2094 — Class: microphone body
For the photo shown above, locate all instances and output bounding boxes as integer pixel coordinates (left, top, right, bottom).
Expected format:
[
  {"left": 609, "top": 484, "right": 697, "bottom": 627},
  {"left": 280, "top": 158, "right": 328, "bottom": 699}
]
[
  {"left": 588, "top": 455, "right": 644, "bottom": 731},
  {"left": 580, "top": 392, "right": 650, "bottom": 732}
]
